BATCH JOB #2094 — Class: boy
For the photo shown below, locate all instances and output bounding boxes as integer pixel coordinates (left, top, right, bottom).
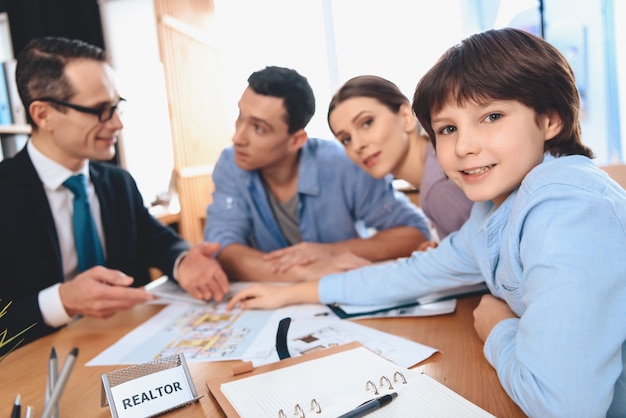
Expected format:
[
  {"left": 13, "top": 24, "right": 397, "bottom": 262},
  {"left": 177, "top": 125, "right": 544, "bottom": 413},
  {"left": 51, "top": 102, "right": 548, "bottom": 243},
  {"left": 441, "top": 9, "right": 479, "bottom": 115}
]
[{"left": 228, "top": 29, "right": 626, "bottom": 417}]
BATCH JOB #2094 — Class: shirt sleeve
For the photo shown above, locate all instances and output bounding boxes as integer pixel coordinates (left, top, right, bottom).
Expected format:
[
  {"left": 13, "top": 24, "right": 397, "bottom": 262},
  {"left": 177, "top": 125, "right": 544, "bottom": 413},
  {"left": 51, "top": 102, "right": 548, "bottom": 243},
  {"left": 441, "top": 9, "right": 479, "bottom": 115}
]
[
  {"left": 204, "top": 151, "right": 252, "bottom": 252},
  {"left": 483, "top": 185, "right": 626, "bottom": 417},
  {"left": 38, "top": 284, "right": 73, "bottom": 328},
  {"left": 319, "top": 217, "right": 484, "bottom": 305},
  {"left": 350, "top": 171, "right": 431, "bottom": 239}
]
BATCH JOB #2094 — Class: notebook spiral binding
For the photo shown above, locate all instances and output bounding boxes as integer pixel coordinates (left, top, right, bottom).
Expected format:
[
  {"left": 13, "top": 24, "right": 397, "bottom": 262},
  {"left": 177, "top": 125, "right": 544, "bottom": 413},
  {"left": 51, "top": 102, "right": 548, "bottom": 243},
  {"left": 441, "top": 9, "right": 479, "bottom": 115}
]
[{"left": 277, "top": 371, "right": 407, "bottom": 417}]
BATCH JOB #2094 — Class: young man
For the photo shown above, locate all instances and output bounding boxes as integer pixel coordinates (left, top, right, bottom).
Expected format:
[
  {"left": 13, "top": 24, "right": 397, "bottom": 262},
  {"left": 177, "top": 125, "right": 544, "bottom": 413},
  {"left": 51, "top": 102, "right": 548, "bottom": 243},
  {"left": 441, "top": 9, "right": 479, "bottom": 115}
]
[
  {"left": 0, "top": 37, "right": 229, "bottom": 354},
  {"left": 204, "top": 66, "right": 430, "bottom": 282},
  {"left": 228, "top": 30, "right": 626, "bottom": 416}
]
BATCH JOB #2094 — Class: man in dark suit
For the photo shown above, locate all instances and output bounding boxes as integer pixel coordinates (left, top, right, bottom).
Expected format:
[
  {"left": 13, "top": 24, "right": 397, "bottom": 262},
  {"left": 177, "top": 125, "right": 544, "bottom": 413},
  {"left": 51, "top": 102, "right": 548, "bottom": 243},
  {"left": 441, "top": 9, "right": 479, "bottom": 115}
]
[{"left": 0, "top": 37, "right": 229, "bottom": 356}]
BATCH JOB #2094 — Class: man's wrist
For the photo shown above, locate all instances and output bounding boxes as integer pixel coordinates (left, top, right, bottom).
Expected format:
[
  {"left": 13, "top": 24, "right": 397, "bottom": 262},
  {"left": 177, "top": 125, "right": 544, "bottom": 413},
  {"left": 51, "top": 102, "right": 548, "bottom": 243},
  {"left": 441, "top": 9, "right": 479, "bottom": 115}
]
[
  {"left": 172, "top": 251, "right": 189, "bottom": 281},
  {"left": 39, "top": 283, "right": 73, "bottom": 327}
]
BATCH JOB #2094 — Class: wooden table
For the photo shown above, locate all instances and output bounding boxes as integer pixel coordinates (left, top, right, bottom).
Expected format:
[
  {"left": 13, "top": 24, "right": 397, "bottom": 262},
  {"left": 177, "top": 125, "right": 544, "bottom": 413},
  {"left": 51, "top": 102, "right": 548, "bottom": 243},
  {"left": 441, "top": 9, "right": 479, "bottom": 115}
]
[{"left": 0, "top": 297, "right": 526, "bottom": 417}]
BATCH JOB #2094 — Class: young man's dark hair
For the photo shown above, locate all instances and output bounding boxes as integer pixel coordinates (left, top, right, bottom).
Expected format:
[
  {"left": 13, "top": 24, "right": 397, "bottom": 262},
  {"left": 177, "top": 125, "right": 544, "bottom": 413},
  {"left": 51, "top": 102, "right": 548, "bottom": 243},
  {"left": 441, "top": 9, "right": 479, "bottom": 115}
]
[{"left": 247, "top": 66, "right": 316, "bottom": 134}]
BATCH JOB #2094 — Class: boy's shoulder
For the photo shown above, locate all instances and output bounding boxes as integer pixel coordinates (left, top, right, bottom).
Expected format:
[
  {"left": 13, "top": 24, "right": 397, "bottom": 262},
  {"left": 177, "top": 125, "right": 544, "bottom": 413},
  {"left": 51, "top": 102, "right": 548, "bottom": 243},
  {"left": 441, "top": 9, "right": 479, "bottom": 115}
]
[{"left": 523, "top": 154, "right": 609, "bottom": 193}]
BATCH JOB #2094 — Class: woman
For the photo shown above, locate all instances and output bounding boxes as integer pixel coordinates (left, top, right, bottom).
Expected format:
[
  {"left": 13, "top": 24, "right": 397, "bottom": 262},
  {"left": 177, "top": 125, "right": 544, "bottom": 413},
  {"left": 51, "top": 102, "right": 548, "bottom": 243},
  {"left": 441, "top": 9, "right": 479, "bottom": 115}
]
[{"left": 327, "top": 75, "right": 473, "bottom": 244}]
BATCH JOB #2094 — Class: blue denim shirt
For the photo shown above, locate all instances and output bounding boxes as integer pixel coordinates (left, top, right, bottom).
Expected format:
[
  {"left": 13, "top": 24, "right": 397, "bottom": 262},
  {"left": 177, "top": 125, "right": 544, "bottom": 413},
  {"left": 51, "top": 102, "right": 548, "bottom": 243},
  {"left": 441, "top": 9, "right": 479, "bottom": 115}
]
[
  {"left": 204, "top": 138, "right": 430, "bottom": 252},
  {"left": 320, "top": 154, "right": 626, "bottom": 417}
]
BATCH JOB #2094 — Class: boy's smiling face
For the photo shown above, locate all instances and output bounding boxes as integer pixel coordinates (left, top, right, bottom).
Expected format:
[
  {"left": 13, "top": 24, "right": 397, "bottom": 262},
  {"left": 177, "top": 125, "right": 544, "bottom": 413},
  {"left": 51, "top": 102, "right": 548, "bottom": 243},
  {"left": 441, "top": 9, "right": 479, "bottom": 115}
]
[{"left": 431, "top": 99, "right": 562, "bottom": 207}]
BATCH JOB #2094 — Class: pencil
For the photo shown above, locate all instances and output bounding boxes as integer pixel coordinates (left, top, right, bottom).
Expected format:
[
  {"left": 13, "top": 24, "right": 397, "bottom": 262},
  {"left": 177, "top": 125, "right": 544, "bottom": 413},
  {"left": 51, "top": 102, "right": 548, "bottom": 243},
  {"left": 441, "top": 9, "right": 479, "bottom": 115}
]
[{"left": 41, "top": 347, "right": 79, "bottom": 418}]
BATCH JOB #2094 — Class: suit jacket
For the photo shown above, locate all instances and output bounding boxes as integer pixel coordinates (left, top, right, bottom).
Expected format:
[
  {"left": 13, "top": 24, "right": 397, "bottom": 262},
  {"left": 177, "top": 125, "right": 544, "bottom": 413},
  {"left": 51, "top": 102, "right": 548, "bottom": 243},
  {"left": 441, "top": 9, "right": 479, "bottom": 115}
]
[{"left": 0, "top": 148, "right": 189, "bottom": 353}]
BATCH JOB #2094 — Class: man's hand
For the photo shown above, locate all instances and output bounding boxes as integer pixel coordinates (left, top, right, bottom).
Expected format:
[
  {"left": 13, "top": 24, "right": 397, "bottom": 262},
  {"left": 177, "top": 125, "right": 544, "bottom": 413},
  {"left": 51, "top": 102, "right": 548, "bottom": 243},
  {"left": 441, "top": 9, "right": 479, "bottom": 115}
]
[
  {"left": 59, "top": 266, "right": 155, "bottom": 318},
  {"left": 263, "top": 242, "right": 338, "bottom": 273},
  {"left": 473, "top": 294, "right": 517, "bottom": 342},
  {"left": 290, "top": 252, "right": 372, "bottom": 281},
  {"left": 176, "top": 242, "right": 229, "bottom": 302}
]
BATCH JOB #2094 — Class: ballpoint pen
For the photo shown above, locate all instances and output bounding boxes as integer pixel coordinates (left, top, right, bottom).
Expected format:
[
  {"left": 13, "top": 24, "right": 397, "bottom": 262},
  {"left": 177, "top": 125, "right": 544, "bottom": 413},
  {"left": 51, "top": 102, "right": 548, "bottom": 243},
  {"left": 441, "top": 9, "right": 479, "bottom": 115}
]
[
  {"left": 337, "top": 392, "right": 398, "bottom": 418},
  {"left": 10, "top": 394, "right": 20, "bottom": 418},
  {"left": 41, "top": 347, "right": 79, "bottom": 418}
]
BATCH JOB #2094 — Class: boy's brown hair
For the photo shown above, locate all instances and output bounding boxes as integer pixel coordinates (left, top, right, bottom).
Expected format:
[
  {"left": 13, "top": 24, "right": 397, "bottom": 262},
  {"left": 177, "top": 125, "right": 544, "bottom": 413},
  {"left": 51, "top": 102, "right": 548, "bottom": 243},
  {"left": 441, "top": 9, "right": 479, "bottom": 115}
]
[{"left": 412, "top": 27, "right": 593, "bottom": 158}]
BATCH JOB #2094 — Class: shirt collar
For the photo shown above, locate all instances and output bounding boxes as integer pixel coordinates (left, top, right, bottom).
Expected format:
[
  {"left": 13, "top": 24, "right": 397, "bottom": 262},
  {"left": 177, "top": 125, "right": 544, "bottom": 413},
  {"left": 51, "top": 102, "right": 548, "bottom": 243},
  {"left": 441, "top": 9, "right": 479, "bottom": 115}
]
[
  {"left": 27, "top": 141, "right": 91, "bottom": 191},
  {"left": 296, "top": 139, "right": 320, "bottom": 196}
]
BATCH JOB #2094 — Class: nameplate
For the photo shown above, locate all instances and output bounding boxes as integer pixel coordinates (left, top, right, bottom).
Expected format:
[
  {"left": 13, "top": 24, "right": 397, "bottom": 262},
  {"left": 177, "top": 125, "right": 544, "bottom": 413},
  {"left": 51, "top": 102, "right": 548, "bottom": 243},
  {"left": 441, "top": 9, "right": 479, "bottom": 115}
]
[{"left": 101, "top": 354, "right": 200, "bottom": 418}]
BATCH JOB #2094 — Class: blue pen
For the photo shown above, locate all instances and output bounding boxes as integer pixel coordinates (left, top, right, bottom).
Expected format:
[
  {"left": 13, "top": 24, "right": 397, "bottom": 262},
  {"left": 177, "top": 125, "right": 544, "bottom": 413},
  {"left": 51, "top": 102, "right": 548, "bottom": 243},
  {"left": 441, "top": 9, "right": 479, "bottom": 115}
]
[{"left": 337, "top": 392, "right": 397, "bottom": 418}]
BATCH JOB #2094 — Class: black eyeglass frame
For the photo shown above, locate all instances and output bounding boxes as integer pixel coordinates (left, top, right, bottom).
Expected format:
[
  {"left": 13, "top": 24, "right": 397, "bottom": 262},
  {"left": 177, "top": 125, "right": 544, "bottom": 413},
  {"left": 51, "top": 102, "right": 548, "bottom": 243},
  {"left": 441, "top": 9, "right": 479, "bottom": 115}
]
[{"left": 34, "top": 97, "right": 126, "bottom": 122}]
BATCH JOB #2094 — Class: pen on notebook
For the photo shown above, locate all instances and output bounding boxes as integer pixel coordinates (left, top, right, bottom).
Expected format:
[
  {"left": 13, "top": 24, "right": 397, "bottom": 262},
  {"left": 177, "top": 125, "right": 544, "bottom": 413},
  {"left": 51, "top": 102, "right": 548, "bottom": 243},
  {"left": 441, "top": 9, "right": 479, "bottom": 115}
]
[
  {"left": 337, "top": 392, "right": 397, "bottom": 418},
  {"left": 10, "top": 394, "right": 20, "bottom": 418},
  {"left": 46, "top": 346, "right": 59, "bottom": 418},
  {"left": 41, "top": 347, "right": 79, "bottom": 418}
]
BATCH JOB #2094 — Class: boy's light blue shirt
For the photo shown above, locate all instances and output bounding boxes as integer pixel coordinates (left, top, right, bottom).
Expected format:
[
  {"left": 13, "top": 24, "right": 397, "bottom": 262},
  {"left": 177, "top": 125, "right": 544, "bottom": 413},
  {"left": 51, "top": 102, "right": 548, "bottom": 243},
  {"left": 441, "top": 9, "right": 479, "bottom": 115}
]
[
  {"left": 320, "top": 154, "right": 626, "bottom": 417},
  {"left": 204, "top": 138, "right": 430, "bottom": 252}
]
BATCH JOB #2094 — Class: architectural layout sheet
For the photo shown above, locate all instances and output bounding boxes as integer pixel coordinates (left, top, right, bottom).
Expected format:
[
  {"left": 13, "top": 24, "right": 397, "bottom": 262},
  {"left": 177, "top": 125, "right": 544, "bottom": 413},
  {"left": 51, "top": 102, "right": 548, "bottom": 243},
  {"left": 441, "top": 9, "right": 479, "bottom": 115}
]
[{"left": 87, "top": 302, "right": 273, "bottom": 366}]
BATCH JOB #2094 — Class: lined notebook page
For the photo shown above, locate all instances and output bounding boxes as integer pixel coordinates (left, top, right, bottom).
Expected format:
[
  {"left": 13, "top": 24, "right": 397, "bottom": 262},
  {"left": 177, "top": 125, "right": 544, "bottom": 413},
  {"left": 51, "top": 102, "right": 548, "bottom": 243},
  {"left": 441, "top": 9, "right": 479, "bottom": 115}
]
[{"left": 219, "top": 346, "right": 494, "bottom": 417}]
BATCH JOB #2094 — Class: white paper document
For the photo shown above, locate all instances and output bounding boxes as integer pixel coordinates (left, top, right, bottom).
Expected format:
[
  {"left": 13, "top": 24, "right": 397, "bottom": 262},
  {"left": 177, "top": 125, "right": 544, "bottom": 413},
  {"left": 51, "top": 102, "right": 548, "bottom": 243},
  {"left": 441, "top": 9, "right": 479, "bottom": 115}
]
[
  {"left": 144, "top": 276, "right": 208, "bottom": 305},
  {"left": 241, "top": 307, "right": 438, "bottom": 368},
  {"left": 88, "top": 282, "right": 438, "bottom": 368}
]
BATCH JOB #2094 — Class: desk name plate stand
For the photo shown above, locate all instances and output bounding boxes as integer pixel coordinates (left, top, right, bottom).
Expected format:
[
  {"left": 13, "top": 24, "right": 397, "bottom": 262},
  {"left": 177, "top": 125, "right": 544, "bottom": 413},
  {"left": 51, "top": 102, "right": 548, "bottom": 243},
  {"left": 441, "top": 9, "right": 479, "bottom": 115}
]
[{"left": 101, "top": 354, "right": 201, "bottom": 418}]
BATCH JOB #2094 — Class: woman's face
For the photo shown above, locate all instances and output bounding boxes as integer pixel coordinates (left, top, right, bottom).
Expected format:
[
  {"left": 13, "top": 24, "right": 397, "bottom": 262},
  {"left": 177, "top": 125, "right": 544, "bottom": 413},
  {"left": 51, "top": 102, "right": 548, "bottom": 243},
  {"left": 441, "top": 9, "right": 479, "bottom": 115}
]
[{"left": 329, "top": 97, "right": 414, "bottom": 178}]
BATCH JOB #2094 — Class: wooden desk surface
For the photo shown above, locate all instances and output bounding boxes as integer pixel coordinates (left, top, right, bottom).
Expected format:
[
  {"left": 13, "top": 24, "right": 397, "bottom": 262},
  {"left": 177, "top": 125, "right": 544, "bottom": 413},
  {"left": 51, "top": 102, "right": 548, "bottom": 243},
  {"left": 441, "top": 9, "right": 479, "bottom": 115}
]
[{"left": 0, "top": 297, "right": 525, "bottom": 417}]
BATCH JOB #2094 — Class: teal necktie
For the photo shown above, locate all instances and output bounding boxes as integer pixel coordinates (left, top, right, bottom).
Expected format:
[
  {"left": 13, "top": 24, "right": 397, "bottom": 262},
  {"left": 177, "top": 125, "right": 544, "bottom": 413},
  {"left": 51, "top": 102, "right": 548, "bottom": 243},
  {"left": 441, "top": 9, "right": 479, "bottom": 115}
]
[{"left": 63, "top": 174, "right": 105, "bottom": 272}]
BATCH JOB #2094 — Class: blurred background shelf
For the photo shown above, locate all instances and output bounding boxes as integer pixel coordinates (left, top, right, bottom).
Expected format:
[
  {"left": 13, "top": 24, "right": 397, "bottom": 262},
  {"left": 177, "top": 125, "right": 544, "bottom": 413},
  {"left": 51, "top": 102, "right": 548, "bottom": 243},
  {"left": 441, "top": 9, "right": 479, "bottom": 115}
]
[{"left": 0, "top": 123, "right": 30, "bottom": 135}]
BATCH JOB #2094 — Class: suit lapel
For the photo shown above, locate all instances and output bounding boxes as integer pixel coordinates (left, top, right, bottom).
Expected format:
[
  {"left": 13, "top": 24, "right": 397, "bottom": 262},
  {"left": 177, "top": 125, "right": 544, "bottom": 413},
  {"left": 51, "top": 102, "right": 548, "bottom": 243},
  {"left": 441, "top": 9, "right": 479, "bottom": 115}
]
[
  {"left": 90, "top": 163, "right": 118, "bottom": 267},
  {"left": 16, "top": 149, "right": 64, "bottom": 276}
]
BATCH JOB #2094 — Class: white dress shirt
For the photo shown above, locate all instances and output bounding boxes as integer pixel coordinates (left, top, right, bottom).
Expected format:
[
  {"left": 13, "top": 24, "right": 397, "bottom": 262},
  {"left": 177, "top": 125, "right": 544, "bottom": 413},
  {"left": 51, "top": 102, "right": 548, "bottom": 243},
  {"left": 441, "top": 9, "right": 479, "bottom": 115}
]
[{"left": 27, "top": 141, "right": 106, "bottom": 327}]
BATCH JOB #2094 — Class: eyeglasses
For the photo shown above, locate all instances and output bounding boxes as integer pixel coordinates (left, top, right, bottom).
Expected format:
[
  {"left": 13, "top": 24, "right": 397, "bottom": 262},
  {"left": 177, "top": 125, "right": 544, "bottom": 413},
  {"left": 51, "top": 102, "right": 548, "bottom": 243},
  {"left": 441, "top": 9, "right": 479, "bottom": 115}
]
[{"left": 35, "top": 97, "right": 126, "bottom": 122}]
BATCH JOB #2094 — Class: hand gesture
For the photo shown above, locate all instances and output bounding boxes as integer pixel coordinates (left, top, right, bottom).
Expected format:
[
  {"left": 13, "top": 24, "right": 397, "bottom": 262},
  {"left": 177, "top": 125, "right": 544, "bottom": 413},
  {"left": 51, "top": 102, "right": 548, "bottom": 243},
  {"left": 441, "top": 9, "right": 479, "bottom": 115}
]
[
  {"left": 59, "top": 266, "right": 155, "bottom": 318},
  {"left": 291, "top": 252, "right": 372, "bottom": 281},
  {"left": 227, "top": 281, "right": 318, "bottom": 310},
  {"left": 176, "top": 242, "right": 230, "bottom": 302},
  {"left": 264, "top": 242, "right": 338, "bottom": 273}
]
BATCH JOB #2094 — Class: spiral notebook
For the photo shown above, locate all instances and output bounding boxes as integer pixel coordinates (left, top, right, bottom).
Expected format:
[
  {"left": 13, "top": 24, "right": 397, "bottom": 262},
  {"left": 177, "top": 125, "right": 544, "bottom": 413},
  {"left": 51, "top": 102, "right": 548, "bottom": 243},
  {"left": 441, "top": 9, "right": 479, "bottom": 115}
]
[{"left": 206, "top": 342, "right": 495, "bottom": 417}]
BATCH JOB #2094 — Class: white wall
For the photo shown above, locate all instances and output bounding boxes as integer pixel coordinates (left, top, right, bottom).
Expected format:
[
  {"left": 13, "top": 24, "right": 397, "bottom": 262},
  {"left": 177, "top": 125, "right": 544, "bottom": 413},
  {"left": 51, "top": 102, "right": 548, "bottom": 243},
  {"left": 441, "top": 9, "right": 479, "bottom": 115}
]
[
  {"left": 213, "top": 0, "right": 466, "bottom": 141},
  {"left": 211, "top": 0, "right": 626, "bottom": 164},
  {"left": 213, "top": 0, "right": 333, "bottom": 139},
  {"left": 99, "top": 0, "right": 175, "bottom": 206},
  {"left": 99, "top": 0, "right": 625, "bottom": 204},
  {"left": 615, "top": 0, "right": 626, "bottom": 164}
]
